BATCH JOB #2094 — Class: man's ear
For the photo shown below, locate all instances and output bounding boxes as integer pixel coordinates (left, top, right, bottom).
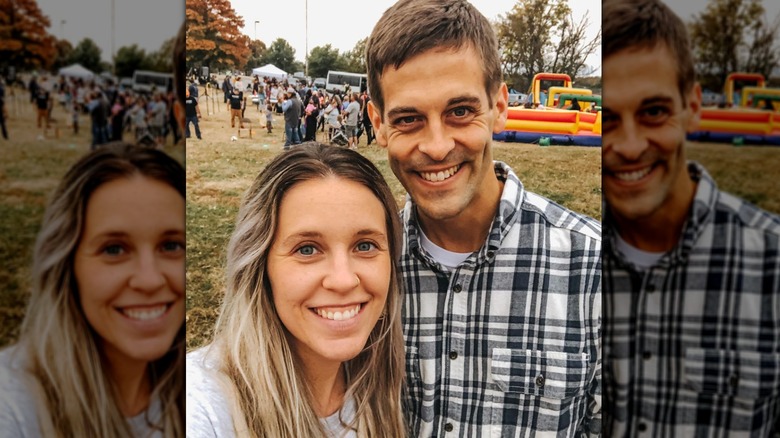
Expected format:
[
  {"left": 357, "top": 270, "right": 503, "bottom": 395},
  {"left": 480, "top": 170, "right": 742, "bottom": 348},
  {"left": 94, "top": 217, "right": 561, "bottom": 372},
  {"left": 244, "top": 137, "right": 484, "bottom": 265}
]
[
  {"left": 493, "top": 83, "right": 509, "bottom": 134},
  {"left": 686, "top": 82, "right": 702, "bottom": 133},
  {"left": 367, "top": 101, "right": 387, "bottom": 147}
]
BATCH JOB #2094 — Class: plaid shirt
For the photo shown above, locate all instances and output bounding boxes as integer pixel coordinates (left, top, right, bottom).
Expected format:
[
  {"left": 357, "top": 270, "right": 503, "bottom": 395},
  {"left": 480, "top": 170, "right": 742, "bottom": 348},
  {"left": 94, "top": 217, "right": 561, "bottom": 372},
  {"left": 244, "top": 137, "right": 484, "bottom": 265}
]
[
  {"left": 603, "top": 162, "right": 780, "bottom": 437},
  {"left": 401, "top": 161, "right": 602, "bottom": 437}
]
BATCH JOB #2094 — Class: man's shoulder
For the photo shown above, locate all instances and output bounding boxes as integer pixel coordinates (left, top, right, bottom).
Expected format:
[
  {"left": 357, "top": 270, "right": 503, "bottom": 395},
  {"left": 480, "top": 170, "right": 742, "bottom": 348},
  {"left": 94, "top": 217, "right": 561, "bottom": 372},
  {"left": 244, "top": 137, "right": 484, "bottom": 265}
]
[
  {"left": 714, "top": 189, "right": 780, "bottom": 237},
  {"left": 520, "top": 189, "right": 602, "bottom": 241}
]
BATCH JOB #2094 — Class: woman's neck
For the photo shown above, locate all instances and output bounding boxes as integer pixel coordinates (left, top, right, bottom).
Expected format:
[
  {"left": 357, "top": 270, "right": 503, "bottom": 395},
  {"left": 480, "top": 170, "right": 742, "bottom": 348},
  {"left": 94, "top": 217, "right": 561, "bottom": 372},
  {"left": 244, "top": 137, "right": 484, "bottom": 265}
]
[
  {"left": 301, "top": 357, "right": 346, "bottom": 417},
  {"left": 102, "top": 344, "right": 151, "bottom": 417}
]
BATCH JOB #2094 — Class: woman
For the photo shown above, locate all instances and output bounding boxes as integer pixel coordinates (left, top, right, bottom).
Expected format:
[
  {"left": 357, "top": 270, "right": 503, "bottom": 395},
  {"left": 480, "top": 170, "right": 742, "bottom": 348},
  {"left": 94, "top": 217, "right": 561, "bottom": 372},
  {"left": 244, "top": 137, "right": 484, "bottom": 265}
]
[
  {"left": 0, "top": 143, "right": 185, "bottom": 437},
  {"left": 187, "top": 143, "right": 406, "bottom": 437},
  {"left": 324, "top": 96, "right": 342, "bottom": 141}
]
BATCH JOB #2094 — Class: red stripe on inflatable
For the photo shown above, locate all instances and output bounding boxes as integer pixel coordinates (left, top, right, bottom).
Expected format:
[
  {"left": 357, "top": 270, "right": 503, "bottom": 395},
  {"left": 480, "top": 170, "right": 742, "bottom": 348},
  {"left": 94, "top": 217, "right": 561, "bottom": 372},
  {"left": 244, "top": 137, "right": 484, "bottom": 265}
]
[
  {"left": 700, "top": 109, "right": 771, "bottom": 122},
  {"left": 507, "top": 109, "right": 577, "bottom": 122}
]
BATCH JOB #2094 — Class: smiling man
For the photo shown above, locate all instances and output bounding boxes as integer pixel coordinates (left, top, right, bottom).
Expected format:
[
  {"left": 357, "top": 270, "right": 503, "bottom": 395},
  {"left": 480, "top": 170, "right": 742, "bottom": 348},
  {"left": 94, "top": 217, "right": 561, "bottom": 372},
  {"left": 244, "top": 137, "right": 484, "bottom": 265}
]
[
  {"left": 602, "top": 0, "right": 780, "bottom": 435},
  {"left": 366, "top": 0, "right": 602, "bottom": 436}
]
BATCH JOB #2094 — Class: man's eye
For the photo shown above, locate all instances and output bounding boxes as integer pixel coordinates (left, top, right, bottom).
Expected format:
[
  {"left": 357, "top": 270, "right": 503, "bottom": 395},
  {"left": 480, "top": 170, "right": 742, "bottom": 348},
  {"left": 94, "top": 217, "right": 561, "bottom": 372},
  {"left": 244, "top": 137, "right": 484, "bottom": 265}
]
[
  {"left": 641, "top": 106, "right": 670, "bottom": 122},
  {"left": 451, "top": 107, "right": 472, "bottom": 117},
  {"left": 393, "top": 116, "right": 418, "bottom": 126}
]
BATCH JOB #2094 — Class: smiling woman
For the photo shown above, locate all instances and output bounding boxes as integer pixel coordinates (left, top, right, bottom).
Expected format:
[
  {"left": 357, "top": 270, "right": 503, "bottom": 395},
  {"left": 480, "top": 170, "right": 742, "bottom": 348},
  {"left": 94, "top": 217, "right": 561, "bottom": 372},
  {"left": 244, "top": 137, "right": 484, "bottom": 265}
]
[
  {"left": 0, "top": 143, "right": 185, "bottom": 437},
  {"left": 186, "top": 143, "right": 406, "bottom": 437}
]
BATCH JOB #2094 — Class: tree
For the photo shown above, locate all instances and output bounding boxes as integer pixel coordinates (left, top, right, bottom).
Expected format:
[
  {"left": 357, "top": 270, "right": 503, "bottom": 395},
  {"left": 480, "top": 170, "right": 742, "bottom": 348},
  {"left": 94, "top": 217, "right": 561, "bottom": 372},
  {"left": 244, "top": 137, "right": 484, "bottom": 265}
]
[
  {"left": 548, "top": 11, "right": 601, "bottom": 80},
  {"left": 186, "top": 0, "right": 251, "bottom": 72},
  {"left": 69, "top": 38, "right": 103, "bottom": 73},
  {"left": 51, "top": 39, "right": 74, "bottom": 72},
  {"left": 261, "top": 38, "right": 297, "bottom": 74},
  {"left": 146, "top": 35, "right": 176, "bottom": 73},
  {"left": 307, "top": 44, "right": 343, "bottom": 78},
  {"left": 114, "top": 44, "right": 150, "bottom": 78},
  {"left": 496, "top": 0, "right": 571, "bottom": 91},
  {"left": 689, "top": 0, "right": 780, "bottom": 91},
  {"left": 244, "top": 39, "right": 267, "bottom": 72},
  {"left": 0, "top": 0, "right": 56, "bottom": 71},
  {"left": 341, "top": 37, "right": 368, "bottom": 73}
]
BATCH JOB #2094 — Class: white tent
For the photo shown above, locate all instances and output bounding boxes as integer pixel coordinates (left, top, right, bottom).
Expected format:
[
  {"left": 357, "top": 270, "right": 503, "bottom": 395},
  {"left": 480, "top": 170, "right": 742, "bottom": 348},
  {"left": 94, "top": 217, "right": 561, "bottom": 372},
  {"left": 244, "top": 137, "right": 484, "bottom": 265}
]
[
  {"left": 251, "top": 64, "right": 288, "bottom": 80},
  {"left": 58, "top": 63, "right": 95, "bottom": 80}
]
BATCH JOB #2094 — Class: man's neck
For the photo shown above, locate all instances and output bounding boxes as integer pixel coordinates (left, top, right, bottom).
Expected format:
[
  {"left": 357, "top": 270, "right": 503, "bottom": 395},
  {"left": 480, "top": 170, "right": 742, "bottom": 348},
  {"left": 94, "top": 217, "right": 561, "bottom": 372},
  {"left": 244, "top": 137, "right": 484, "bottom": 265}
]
[{"left": 417, "top": 178, "right": 504, "bottom": 254}]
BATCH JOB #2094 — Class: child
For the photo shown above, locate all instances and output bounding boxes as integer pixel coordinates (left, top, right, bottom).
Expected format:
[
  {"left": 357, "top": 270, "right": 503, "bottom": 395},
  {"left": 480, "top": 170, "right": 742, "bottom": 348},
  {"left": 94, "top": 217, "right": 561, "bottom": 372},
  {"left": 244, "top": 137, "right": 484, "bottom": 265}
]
[{"left": 265, "top": 103, "right": 273, "bottom": 134}]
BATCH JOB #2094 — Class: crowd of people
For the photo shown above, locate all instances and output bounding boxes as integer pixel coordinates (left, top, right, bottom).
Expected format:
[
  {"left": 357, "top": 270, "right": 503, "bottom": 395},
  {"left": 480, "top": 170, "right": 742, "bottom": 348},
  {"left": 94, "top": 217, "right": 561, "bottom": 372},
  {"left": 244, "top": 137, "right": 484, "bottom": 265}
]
[{"left": 18, "top": 73, "right": 181, "bottom": 149}]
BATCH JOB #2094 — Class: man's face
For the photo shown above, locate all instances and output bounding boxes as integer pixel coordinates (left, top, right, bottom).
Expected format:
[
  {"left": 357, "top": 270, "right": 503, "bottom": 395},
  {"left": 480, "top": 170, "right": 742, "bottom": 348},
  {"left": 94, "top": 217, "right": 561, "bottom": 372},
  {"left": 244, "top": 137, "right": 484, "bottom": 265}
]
[
  {"left": 368, "top": 45, "right": 508, "bottom": 223},
  {"left": 602, "top": 43, "right": 701, "bottom": 223}
]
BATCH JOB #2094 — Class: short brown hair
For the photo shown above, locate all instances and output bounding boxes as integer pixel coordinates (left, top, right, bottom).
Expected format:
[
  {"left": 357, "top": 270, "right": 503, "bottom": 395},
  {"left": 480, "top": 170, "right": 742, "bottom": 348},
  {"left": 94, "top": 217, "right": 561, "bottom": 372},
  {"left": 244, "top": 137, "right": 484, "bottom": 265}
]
[
  {"left": 603, "top": 0, "right": 695, "bottom": 100},
  {"left": 366, "top": 0, "right": 502, "bottom": 118}
]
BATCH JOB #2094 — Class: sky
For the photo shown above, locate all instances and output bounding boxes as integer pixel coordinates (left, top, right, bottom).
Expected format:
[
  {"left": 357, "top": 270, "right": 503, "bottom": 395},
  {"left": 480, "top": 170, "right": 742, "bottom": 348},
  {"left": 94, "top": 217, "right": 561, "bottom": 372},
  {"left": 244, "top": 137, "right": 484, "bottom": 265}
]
[
  {"left": 37, "top": 0, "right": 184, "bottom": 63},
  {"left": 665, "top": 0, "right": 780, "bottom": 22},
  {"left": 230, "top": 0, "right": 602, "bottom": 75}
]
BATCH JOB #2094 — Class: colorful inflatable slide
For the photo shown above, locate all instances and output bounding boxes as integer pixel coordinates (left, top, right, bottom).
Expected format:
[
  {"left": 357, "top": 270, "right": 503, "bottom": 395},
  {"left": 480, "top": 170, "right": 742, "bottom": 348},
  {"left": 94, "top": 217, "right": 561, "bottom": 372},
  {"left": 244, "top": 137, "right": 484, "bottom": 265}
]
[
  {"left": 688, "top": 72, "right": 780, "bottom": 145},
  {"left": 493, "top": 73, "right": 602, "bottom": 147}
]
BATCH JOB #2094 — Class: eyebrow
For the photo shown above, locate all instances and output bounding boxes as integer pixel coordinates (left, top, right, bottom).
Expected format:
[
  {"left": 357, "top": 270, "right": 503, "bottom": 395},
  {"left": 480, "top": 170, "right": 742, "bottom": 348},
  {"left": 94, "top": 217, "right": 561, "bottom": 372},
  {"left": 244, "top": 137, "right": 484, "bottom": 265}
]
[
  {"left": 280, "top": 228, "right": 388, "bottom": 246},
  {"left": 602, "top": 94, "right": 676, "bottom": 113},
  {"left": 385, "top": 94, "right": 483, "bottom": 120}
]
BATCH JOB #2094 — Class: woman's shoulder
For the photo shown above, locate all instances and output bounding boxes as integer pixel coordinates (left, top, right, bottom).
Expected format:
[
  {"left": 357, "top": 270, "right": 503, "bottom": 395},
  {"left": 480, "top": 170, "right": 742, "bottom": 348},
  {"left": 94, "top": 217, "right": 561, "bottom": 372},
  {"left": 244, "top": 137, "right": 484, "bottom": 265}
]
[
  {"left": 186, "top": 346, "right": 236, "bottom": 438},
  {"left": 0, "top": 345, "right": 44, "bottom": 437}
]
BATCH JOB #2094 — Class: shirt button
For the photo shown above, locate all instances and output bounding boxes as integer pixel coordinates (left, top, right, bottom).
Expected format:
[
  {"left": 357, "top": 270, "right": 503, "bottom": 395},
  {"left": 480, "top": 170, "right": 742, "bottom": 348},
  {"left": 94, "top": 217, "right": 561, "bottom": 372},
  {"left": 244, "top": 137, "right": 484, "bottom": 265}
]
[
  {"left": 638, "top": 422, "right": 648, "bottom": 432},
  {"left": 449, "top": 351, "right": 458, "bottom": 360},
  {"left": 452, "top": 284, "right": 462, "bottom": 293},
  {"left": 487, "top": 250, "right": 495, "bottom": 258},
  {"left": 642, "top": 351, "right": 652, "bottom": 360},
  {"left": 444, "top": 423, "right": 454, "bottom": 432},
  {"left": 646, "top": 283, "right": 656, "bottom": 293},
  {"left": 535, "top": 374, "right": 545, "bottom": 387},
  {"left": 729, "top": 373, "right": 739, "bottom": 387}
]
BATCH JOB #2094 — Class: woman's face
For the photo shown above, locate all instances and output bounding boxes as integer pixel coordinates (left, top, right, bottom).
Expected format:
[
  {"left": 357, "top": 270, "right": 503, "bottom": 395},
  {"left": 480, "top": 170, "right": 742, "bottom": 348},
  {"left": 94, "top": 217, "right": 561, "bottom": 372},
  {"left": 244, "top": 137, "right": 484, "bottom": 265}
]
[
  {"left": 267, "top": 176, "right": 392, "bottom": 371},
  {"left": 74, "top": 175, "right": 185, "bottom": 367}
]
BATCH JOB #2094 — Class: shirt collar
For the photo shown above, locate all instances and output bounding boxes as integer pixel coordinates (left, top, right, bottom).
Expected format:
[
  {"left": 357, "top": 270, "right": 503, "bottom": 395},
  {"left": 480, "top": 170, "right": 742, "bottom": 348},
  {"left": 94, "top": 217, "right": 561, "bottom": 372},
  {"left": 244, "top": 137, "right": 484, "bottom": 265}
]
[
  {"left": 604, "top": 160, "right": 718, "bottom": 269},
  {"left": 402, "top": 161, "right": 523, "bottom": 268}
]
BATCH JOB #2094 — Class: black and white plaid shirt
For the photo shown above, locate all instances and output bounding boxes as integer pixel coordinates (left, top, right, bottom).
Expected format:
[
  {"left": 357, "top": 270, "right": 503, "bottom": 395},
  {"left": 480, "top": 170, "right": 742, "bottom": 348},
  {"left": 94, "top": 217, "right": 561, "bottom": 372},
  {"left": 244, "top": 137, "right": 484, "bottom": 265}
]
[
  {"left": 401, "top": 161, "right": 602, "bottom": 437},
  {"left": 603, "top": 162, "right": 780, "bottom": 437}
]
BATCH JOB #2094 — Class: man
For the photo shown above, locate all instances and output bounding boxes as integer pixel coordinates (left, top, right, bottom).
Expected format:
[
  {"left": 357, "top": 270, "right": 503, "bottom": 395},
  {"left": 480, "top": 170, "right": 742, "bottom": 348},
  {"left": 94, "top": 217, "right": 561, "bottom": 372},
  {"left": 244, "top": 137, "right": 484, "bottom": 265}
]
[
  {"left": 601, "top": 0, "right": 780, "bottom": 435},
  {"left": 33, "top": 82, "right": 50, "bottom": 130},
  {"left": 366, "top": 1, "right": 602, "bottom": 436},
  {"left": 222, "top": 75, "right": 232, "bottom": 104},
  {"left": 359, "top": 89, "right": 374, "bottom": 145},
  {"left": 86, "top": 91, "right": 108, "bottom": 148},
  {"left": 228, "top": 85, "right": 243, "bottom": 129},
  {"left": 343, "top": 92, "right": 360, "bottom": 149},
  {"left": 0, "top": 78, "right": 7, "bottom": 140},
  {"left": 281, "top": 88, "right": 301, "bottom": 150},
  {"left": 184, "top": 85, "right": 201, "bottom": 140}
]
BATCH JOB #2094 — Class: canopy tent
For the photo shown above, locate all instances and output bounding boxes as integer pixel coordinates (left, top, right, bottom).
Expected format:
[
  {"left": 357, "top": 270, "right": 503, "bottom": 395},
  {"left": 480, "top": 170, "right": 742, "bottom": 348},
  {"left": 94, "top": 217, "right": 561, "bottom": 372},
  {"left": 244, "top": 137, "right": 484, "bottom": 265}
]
[
  {"left": 251, "top": 64, "right": 288, "bottom": 80},
  {"left": 58, "top": 63, "right": 95, "bottom": 80}
]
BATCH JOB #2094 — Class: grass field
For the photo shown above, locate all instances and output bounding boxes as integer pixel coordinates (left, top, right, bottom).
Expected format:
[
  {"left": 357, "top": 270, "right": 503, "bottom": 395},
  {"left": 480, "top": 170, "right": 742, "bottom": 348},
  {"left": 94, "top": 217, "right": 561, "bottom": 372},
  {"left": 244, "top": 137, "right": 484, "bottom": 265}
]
[{"left": 2, "top": 86, "right": 779, "bottom": 350}]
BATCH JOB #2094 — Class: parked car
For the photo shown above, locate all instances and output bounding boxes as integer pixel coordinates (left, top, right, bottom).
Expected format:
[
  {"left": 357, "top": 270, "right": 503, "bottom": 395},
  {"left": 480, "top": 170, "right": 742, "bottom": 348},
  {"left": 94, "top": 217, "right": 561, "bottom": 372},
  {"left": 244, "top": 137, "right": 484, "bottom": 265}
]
[{"left": 507, "top": 88, "right": 527, "bottom": 106}]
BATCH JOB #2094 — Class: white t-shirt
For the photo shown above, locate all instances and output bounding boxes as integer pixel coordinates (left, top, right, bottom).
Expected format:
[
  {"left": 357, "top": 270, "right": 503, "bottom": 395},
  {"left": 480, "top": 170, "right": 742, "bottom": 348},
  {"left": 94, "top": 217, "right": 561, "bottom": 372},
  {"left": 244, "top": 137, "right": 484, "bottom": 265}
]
[
  {"left": 420, "top": 229, "right": 473, "bottom": 270},
  {"left": 186, "top": 348, "right": 357, "bottom": 437},
  {"left": 615, "top": 232, "right": 666, "bottom": 270},
  {"left": 0, "top": 345, "right": 163, "bottom": 438}
]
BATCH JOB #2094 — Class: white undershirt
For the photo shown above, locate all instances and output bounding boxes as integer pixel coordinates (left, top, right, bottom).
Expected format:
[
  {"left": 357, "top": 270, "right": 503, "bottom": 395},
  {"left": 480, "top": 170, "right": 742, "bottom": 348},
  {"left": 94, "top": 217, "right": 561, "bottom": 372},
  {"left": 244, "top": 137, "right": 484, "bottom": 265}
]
[
  {"left": 420, "top": 229, "right": 473, "bottom": 270},
  {"left": 615, "top": 232, "right": 666, "bottom": 270}
]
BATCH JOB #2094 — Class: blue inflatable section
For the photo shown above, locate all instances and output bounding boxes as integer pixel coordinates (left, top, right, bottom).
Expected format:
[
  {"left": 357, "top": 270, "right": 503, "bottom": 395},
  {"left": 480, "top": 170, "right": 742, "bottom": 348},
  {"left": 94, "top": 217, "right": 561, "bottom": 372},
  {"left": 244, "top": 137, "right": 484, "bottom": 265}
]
[
  {"left": 688, "top": 131, "right": 780, "bottom": 146},
  {"left": 494, "top": 131, "right": 601, "bottom": 147}
]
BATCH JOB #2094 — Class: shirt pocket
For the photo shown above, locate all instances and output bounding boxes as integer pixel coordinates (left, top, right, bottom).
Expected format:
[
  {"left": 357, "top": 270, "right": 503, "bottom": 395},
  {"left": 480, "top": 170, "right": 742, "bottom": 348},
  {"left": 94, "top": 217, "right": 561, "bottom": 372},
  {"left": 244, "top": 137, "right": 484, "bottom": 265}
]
[
  {"left": 489, "top": 349, "right": 591, "bottom": 437},
  {"left": 684, "top": 348, "right": 780, "bottom": 400}
]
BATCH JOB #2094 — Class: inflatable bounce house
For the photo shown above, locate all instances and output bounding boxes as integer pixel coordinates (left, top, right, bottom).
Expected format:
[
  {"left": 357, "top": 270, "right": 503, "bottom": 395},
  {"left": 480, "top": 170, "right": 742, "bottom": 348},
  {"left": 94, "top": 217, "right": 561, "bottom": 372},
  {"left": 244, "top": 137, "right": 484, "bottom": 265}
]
[
  {"left": 494, "top": 73, "right": 602, "bottom": 147},
  {"left": 688, "top": 72, "right": 780, "bottom": 145}
]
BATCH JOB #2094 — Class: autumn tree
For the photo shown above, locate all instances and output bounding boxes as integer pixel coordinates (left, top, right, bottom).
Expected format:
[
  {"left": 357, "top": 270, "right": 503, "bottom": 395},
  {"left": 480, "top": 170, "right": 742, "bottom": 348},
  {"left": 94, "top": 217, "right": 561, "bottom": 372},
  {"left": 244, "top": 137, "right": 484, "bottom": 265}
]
[
  {"left": 0, "top": 0, "right": 56, "bottom": 71},
  {"left": 261, "top": 38, "right": 297, "bottom": 74},
  {"left": 341, "top": 37, "right": 368, "bottom": 73},
  {"left": 51, "top": 39, "right": 74, "bottom": 72},
  {"left": 244, "top": 39, "right": 267, "bottom": 71},
  {"left": 689, "top": 0, "right": 780, "bottom": 91},
  {"left": 308, "top": 44, "right": 344, "bottom": 78},
  {"left": 69, "top": 38, "right": 103, "bottom": 73},
  {"left": 187, "top": 0, "right": 251, "bottom": 72}
]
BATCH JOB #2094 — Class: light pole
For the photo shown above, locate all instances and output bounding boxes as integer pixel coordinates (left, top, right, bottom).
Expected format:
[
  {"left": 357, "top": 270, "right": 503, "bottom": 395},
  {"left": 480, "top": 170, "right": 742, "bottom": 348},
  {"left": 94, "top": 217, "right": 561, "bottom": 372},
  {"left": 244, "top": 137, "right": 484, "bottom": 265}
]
[
  {"left": 254, "top": 20, "right": 259, "bottom": 41},
  {"left": 305, "top": 0, "right": 308, "bottom": 77},
  {"left": 60, "top": 20, "right": 65, "bottom": 39},
  {"left": 111, "top": 0, "right": 116, "bottom": 75}
]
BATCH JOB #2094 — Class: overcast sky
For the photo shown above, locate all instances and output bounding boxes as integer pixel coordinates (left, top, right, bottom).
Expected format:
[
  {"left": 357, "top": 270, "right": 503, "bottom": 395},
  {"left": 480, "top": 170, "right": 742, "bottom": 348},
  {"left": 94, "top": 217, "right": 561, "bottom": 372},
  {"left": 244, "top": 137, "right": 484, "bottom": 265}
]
[
  {"left": 665, "top": 0, "right": 780, "bottom": 22},
  {"left": 37, "top": 0, "right": 184, "bottom": 62},
  {"left": 230, "top": 0, "right": 601, "bottom": 74}
]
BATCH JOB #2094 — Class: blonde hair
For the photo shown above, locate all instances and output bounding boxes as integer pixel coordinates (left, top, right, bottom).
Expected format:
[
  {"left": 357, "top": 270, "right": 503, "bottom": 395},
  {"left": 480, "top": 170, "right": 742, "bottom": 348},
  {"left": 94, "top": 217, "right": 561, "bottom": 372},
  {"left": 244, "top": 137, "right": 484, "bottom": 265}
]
[
  {"left": 210, "top": 143, "right": 406, "bottom": 437},
  {"left": 18, "top": 143, "right": 184, "bottom": 437}
]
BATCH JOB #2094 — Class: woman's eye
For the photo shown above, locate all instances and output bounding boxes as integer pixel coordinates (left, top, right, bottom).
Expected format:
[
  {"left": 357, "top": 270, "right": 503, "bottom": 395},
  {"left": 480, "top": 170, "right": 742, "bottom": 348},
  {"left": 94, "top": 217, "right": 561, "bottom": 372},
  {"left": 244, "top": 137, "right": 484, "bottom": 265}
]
[
  {"left": 102, "top": 244, "right": 125, "bottom": 256},
  {"left": 162, "top": 241, "right": 185, "bottom": 253},
  {"left": 356, "top": 241, "right": 377, "bottom": 252},
  {"left": 297, "top": 245, "right": 318, "bottom": 256}
]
